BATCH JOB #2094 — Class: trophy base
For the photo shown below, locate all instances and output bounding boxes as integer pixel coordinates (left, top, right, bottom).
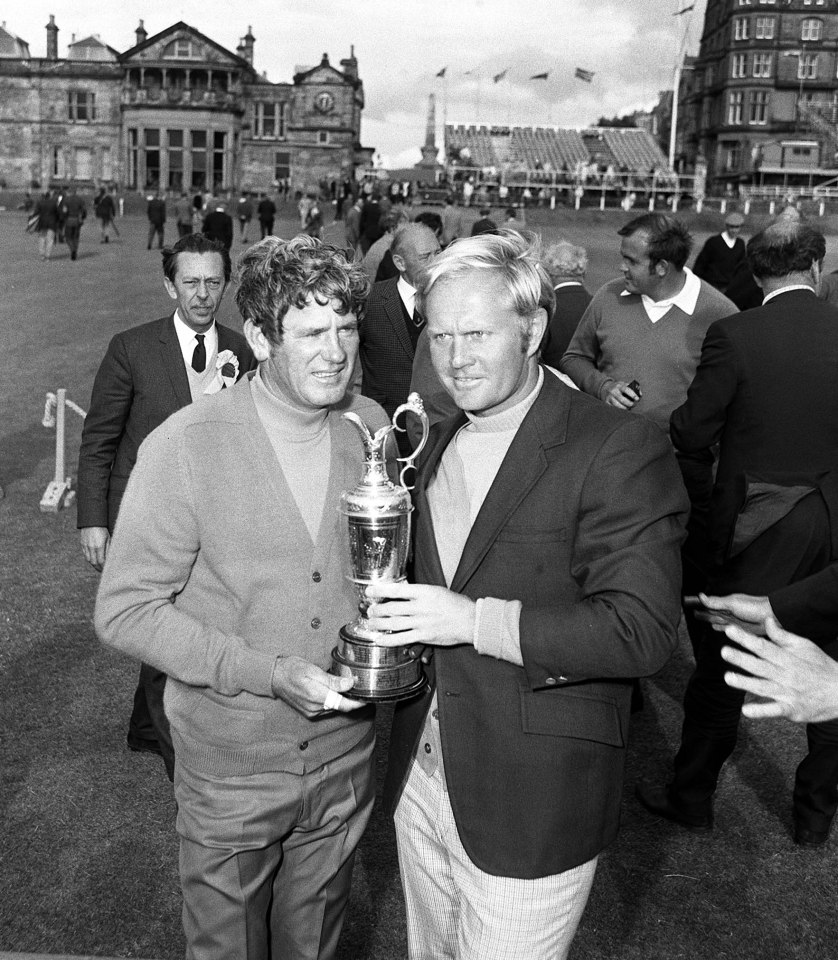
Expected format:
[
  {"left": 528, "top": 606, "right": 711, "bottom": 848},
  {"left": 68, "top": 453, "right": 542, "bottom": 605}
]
[{"left": 330, "top": 625, "right": 427, "bottom": 702}]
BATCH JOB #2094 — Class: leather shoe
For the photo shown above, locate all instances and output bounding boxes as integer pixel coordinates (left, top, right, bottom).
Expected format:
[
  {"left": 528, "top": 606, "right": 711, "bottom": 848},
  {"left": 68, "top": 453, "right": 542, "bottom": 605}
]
[
  {"left": 635, "top": 782, "right": 713, "bottom": 832},
  {"left": 127, "top": 735, "right": 163, "bottom": 757},
  {"left": 794, "top": 825, "right": 829, "bottom": 848}
]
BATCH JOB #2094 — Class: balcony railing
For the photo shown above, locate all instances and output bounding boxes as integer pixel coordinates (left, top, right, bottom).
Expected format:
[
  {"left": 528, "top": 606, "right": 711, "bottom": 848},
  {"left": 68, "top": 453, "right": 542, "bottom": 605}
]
[{"left": 122, "top": 86, "right": 243, "bottom": 109}]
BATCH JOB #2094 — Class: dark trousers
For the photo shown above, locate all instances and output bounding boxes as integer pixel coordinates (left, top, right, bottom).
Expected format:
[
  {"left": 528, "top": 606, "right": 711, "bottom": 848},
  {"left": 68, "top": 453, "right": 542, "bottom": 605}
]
[
  {"left": 128, "top": 662, "right": 175, "bottom": 781},
  {"left": 259, "top": 219, "right": 273, "bottom": 239},
  {"left": 669, "top": 492, "right": 838, "bottom": 830},
  {"left": 147, "top": 223, "right": 165, "bottom": 249},
  {"left": 677, "top": 450, "right": 715, "bottom": 656},
  {"left": 64, "top": 222, "right": 81, "bottom": 258},
  {"left": 177, "top": 222, "right": 193, "bottom": 238}
]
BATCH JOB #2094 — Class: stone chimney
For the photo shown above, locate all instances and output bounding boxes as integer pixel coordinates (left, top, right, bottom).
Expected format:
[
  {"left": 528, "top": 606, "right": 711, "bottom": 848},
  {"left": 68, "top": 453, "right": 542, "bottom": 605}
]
[
  {"left": 45, "top": 14, "right": 58, "bottom": 61},
  {"left": 135, "top": 19, "right": 147, "bottom": 46},
  {"left": 340, "top": 45, "right": 358, "bottom": 82},
  {"left": 238, "top": 25, "right": 254, "bottom": 66}
]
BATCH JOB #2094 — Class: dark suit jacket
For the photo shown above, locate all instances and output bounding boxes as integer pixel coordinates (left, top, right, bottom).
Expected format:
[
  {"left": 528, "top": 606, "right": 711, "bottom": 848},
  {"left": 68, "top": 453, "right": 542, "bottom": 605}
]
[
  {"left": 359, "top": 277, "right": 416, "bottom": 419},
  {"left": 77, "top": 315, "right": 255, "bottom": 530},
  {"left": 671, "top": 289, "right": 838, "bottom": 568},
  {"left": 385, "top": 372, "right": 688, "bottom": 877},
  {"left": 147, "top": 198, "right": 166, "bottom": 227},
  {"left": 540, "top": 282, "right": 592, "bottom": 368},
  {"left": 692, "top": 234, "right": 747, "bottom": 291},
  {"left": 770, "top": 563, "right": 838, "bottom": 643},
  {"left": 203, "top": 211, "right": 234, "bottom": 250}
]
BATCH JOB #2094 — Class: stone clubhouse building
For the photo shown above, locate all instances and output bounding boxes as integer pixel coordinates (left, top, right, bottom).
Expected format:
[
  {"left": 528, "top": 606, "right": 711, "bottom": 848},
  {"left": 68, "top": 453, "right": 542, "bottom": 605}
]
[{"left": 0, "top": 16, "right": 373, "bottom": 193}]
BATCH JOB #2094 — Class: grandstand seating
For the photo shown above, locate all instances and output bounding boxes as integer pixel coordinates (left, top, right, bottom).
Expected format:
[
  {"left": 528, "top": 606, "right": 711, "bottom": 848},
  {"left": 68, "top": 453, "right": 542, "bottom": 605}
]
[{"left": 445, "top": 123, "right": 669, "bottom": 175}]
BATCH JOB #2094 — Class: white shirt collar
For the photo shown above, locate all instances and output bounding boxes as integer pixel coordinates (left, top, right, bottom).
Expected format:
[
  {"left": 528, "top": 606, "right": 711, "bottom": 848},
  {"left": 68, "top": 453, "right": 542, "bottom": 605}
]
[
  {"left": 397, "top": 275, "right": 417, "bottom": 316},
  {"left": 173, "top": 310, "right": 218, "bottom": 370},
  {"left": 721, "top": 231, "right": 737, "bottom": 248},
  {"left": 553, "top": 281, "right": 583, "bottom": 291},
  {"left": 762, "top": 284, "right": 814, "bottom": 305},
  {"left": 620, "top": 268, "right": 701, "bottom": 323}
]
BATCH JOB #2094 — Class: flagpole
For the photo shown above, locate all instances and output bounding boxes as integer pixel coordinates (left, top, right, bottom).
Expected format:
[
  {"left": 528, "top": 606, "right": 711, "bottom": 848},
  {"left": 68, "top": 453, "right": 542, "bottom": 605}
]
[{"left": 668, "top": 1, "right": 694, "bottom": 170}]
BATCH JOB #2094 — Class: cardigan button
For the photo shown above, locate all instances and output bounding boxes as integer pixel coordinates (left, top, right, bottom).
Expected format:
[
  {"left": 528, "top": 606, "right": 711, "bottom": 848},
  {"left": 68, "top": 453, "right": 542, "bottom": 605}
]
[
  {"left": 299, "top": 741, "right": 309, "bottom": 751},
  {"left": 545, "top": 677, "right": 558, "bottom": 685},
  {"left": 310, "top": 617, "right": 321, "bottom": 629},
  {"left": 312, "top": 571, "right": 321, "bottom": 583}
]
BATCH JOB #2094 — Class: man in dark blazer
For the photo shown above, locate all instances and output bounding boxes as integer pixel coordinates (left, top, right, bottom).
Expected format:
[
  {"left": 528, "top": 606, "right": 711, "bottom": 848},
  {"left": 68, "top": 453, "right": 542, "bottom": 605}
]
[
  {"left": 539, "top": 238, "right": 592, "bottom": 367},
  {"left": 365, "top": 233, "right": 687, "bottom": 959},
  {"left": 692, "top": 210, "right": 747, "bottom": 292},
  {"left": 146, "top": 192, "right": 167, "bottom": 250},
  {"left": 359, "top": 221, "right": 440, "bottom": 453},
  {"left": 76, "top": 233, "right": 255, "bottom": 779},
  {"left": 202, "top": 204, "right": 234, "bottom": 251},
  {"left": 638, "top": 219, "right": 838, "bottom": 847}
]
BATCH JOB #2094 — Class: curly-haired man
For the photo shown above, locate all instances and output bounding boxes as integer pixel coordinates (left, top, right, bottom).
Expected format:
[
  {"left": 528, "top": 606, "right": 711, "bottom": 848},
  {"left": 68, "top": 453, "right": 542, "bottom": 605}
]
[{"left": 96, "top": 235, "right": 390, "bottom": 960}]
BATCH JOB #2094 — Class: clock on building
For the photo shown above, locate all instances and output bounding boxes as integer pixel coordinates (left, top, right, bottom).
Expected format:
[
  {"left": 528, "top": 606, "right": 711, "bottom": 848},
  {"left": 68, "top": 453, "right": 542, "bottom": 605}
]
[{"left": 314, "top": 91, "right": 335, "bottom": 114}]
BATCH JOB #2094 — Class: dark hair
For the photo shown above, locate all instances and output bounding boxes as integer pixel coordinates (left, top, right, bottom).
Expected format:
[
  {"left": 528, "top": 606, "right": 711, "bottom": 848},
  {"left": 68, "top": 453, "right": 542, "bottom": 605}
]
[
  {"left": 413, "top": 211, "right": 443, "bottom": 238},
  {"left": 617, "top": 213, "right": 693, "bottom": 271},
  {"left": 162, "top": 234, "right": 231, "bottom": 283},
  {"left": 746, "top": 221, "right": 826, "bottom": 280},
  {"left": 235, "top": 235, "right": 369, "bottom": 345}
]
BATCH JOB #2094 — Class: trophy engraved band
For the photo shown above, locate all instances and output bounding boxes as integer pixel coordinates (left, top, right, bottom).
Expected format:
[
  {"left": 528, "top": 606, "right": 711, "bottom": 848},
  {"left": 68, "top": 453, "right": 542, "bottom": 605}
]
[{"left": 330, "top": 393, "right": 430, "bottom": 701}]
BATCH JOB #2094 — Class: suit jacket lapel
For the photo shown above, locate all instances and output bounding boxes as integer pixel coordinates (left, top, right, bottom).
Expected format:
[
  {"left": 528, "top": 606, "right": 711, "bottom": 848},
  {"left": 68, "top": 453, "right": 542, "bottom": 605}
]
[
  {"left": 384, "top": 282, "right": 415, "bottom": 359},
  {"left": 159, "top": 315, "right": 191, "bottom": 407}
]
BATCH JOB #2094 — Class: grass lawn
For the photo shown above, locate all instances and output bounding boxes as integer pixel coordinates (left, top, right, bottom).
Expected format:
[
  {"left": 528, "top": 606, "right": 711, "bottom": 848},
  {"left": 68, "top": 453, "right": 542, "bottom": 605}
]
[{"left": 1, "top": 201, "right": 836, "bottom": 959}]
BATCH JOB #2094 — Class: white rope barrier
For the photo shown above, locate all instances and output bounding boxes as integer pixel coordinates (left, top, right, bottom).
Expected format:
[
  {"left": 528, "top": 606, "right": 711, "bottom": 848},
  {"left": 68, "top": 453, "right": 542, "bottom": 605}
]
[{"left": 40, "top": 388, "right": 87, "bottom": 513}]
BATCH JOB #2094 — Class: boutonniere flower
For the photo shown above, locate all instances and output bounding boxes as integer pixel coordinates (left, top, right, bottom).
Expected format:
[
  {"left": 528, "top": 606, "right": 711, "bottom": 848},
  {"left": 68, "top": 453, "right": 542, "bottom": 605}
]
[{"left": 204, "top": 350, "right": 239, "bottom": 394}]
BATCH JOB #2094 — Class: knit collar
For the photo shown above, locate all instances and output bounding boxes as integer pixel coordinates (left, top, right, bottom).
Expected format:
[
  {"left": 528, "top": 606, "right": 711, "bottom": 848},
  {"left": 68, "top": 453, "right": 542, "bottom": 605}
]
[
  {"left": 252, "top": 367, "right": 329, "bottom": 441},
  {"left": 463, "top": 367, "right": 543, "bottom": 434}
]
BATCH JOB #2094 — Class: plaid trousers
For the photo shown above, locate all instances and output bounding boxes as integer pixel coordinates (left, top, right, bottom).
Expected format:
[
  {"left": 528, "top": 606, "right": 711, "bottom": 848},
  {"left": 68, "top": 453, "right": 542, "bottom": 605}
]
[{"left": 394, "top": 759, "right": 598, "bottom": 960}]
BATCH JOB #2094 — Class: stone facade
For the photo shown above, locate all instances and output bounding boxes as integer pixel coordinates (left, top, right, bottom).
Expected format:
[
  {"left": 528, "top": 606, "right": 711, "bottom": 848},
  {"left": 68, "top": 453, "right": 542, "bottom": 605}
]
[
  {"left": 681, "top": 0, "right": 838, "bottom": 187},
  {"left": 0, "top": 19, "right": 372, "bottom": 192}
]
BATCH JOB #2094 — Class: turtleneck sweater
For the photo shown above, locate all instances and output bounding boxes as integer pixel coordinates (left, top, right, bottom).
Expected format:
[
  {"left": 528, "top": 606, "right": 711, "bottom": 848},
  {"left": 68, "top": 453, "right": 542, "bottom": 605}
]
[
  {"left": 428, "top": 367, "right": 543, "bottom": 663},
  {"left": 415, "top": 369, "right": 542, "bottom": 784},
  {"left": 251, "top": 370, "right": 330, "bottom": 542}
]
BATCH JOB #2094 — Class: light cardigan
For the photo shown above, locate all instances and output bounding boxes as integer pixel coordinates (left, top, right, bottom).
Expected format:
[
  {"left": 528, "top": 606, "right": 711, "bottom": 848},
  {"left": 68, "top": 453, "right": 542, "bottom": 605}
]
[
  {"left": 95, "top": 374, "right": 389, "bottom": 777},
  {"left": 559, "top": 277, "right": 737, "bottom": 432}
]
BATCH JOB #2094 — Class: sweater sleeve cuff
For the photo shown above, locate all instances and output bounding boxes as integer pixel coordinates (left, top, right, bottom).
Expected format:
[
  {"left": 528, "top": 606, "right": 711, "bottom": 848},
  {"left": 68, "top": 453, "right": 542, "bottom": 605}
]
[
  {"left": 474, "top": 597, "right": 524, "bottom": 666},
  {"left": 597, "top": 377, "right": 615, "bottom": 400}
]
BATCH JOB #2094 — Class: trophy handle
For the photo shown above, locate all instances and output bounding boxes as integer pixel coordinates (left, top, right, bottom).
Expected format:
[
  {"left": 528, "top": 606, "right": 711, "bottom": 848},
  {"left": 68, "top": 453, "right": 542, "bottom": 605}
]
[{"left": 392, "top": 392, "right": 429, "bottom": 490}]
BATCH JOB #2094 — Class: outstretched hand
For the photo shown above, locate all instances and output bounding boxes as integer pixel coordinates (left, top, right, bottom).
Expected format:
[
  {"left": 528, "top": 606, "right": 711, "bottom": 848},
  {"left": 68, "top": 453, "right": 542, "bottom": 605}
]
[
  {"left": 722, "top": 617, "right": 838, "bottom": 724},
  {"left": 693, "top": 591, "right": 774, "bottom": 634},
  {"left": 364, "top": 582, "right": 476, "bottom": 648}
]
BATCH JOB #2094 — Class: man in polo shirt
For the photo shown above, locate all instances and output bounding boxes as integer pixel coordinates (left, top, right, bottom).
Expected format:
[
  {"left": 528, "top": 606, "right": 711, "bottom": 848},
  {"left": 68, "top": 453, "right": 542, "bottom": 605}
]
[{"left": 559, "top": 213, "right": 737, "bottom": 651}]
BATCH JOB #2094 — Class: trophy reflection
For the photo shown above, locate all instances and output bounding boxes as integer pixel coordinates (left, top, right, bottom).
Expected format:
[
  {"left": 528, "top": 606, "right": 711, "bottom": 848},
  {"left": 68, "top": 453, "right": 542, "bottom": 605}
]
[{"left": 330, "top": 393, "right": 429, "bottom": 701}]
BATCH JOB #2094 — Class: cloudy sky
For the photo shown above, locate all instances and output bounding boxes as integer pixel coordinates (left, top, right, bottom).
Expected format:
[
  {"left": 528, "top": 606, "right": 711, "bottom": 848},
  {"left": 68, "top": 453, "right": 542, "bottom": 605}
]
[{"left": 9, "top": 0, "right": 707, "bottom": 165}]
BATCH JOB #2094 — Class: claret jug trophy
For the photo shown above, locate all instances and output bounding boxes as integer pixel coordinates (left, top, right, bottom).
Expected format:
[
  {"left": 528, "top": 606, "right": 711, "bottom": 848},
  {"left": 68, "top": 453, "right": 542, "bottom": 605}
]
[{"left": 330, "top": 392, "right": 430, "bottom": 701}]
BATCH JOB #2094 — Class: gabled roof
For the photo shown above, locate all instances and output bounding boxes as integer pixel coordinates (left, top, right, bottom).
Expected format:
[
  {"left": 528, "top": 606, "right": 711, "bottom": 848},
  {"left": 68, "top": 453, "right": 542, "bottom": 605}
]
[
  {"left": 294, "top": 52, "right": 354, "bottom": 86},
  {"left": 0, "top": 23, "right": 31, "bottom": 59},
  {"left": 67, "top": 35, "right": 119, "bottom": 62},
  {"left": 119, "top": 21, "right": 252, "bottom": 72}
]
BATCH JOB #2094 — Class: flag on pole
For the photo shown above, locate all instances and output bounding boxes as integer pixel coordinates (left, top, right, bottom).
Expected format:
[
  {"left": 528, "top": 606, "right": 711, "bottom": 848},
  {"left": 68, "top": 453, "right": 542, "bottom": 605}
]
[
  {"left": 673, "top": 3, "right": 695, "bottom": 14},
  {"left": 574, "top": 67, "right": 594, "bottom": 82},
  {"left": 530, "top": 72, "right": 549, "bottom": 80},
  {"left": 493, "top": 69, "right": 508, "bottom": 83},
  {"left": 436, "top": 67, "right": 447, "bottom": 78}
]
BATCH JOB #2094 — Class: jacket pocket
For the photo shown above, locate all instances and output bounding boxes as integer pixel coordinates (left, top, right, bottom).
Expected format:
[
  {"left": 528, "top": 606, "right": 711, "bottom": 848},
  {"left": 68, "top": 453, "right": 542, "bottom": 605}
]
[{"left": 520, "top": 687, "right": 624, "bottom": 747}]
